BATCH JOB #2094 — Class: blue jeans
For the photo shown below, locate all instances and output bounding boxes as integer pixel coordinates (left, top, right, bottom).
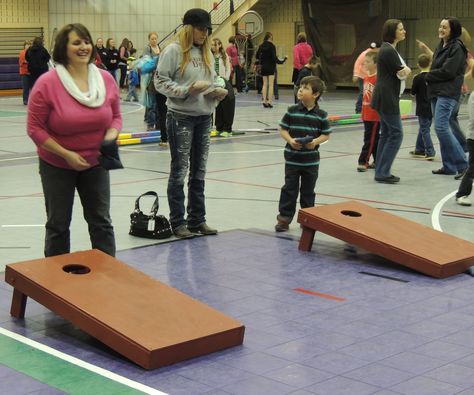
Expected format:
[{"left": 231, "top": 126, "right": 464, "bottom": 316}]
[
  {"left": 449, "top": 98, "right": 467, "bottom": 151},
  {"left": 431, "top": 97, "right": 467, "bottom": 174},
  {"left": 166, "top": 111, "right": 211, "bottom": 229},
  {"left": 415, "top": 116, "right": 435, "bottom": 156},
  {"left": 21, "top": 75, "right": 30, "bottom": 104},
  {"left": 375, "top": 112, "right": 403, "bottom": 179},
  {"left": 39, "top": 159, "right": 115, "bottom": 257}
]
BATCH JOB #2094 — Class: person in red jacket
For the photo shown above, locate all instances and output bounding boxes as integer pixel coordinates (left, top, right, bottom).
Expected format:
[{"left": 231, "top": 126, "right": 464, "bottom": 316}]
[
  {"left": 292, "top": 32, "right": 313, "bottom": 84},
  {"left": 18, "top": 40, "right": 31, "bottom": 105}
]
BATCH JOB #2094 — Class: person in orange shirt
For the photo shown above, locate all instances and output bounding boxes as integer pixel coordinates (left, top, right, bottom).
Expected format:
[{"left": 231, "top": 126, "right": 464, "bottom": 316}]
[{"left": 19, "top": 40, "right": 31, "bottom": 105}]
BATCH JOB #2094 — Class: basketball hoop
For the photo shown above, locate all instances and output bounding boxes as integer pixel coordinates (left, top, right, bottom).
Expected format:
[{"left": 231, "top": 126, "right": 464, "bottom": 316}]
[{"left": 237, "top": 11, "right": 264, "bottom": 38}]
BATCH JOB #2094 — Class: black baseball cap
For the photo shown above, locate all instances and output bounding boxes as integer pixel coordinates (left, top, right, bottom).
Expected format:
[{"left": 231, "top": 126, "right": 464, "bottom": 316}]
[{"left": 183, "top": 8, "right": 212, "bottom": 32}]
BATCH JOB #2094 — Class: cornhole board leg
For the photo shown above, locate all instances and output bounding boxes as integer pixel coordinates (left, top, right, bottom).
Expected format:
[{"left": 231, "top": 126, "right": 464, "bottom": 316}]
[
  {"left": 10, "top": 288, "right": 27, "bottom": 318},
  {"left": 299, "top": 226, "right": 316, "bottom": 251}
]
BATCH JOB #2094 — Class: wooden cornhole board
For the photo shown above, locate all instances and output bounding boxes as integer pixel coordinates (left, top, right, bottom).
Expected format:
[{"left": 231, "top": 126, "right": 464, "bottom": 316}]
[
  {"left": 297, "top": 200, "right": 474, "bottom": 278},
  {"left": 4, "top": 249, "right": 245, "bottom": 369}
]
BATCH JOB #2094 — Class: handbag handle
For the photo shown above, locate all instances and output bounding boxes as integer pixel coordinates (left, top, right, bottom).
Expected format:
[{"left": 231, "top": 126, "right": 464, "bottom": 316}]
[{"left": 134, "top": 191, "right": 159, "bottom": 214}]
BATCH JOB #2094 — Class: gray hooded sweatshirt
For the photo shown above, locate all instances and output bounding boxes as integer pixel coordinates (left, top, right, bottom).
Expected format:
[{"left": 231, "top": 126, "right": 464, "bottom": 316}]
[{"left": 155, "top": 42, "right": 217, "bottom": 116}]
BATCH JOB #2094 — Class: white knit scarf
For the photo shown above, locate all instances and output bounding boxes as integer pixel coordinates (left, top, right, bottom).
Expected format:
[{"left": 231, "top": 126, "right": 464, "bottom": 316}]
[{"left": 55, "top": 63, "right": 106, "bottom": 108}]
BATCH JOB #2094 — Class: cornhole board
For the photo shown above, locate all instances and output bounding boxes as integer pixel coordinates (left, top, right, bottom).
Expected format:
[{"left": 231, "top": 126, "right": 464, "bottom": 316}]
[
  {"left": 297, "top": 201, "right": 474, "bottom": 278},
  {"left": 4, "top": 249, "right": 245, "bottom": 369}
]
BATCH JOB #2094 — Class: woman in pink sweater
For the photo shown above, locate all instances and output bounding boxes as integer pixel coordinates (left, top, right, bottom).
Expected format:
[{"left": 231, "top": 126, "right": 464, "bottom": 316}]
[
  {"left": 292, "top": 33, "right": 314, "bottom": 84},
  {"left": 27, "top": 23, "right": 122, "bottom": 257}
]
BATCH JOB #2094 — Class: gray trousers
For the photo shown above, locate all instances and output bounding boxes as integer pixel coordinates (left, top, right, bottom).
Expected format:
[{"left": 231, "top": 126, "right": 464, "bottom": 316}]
[{"left": 39, "top": 159, "right": 115, "bottom": 257}]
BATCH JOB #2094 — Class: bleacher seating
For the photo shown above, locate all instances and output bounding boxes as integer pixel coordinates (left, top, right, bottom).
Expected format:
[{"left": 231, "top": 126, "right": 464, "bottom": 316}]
[{"left": 0, "top": 57, "right": 21, "bottom": 89}]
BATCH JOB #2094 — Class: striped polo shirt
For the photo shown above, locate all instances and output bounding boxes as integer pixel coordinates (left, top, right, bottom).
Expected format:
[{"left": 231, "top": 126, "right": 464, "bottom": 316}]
[{"left": 279, "top": 102, "right": 332, "bottom": 166}]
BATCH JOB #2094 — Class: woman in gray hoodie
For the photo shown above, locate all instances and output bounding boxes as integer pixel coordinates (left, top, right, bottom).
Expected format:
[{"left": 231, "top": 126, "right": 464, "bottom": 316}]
[{"left": 155, "top": 8, "right": 227, "bottom": 239}]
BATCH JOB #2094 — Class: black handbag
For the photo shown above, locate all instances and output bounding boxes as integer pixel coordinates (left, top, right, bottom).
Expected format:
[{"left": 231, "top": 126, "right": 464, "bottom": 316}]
[{"left": 129, "top": 191, "right": 172, "bottom": 239}]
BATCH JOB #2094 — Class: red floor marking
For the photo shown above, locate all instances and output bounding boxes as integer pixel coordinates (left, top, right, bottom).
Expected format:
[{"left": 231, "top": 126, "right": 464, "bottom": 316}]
[{"left": 293, "top": 288, "right": 346, "bottom": 302}]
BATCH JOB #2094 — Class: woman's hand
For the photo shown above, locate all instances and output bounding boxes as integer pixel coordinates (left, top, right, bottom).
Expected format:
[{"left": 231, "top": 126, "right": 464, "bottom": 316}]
[
  {"left": 397, "top": 65, "right": 411, "bottom": 80},
  {"left": 188, "top": 80, "right": 212, "bottom": 95},
  {"left": 104, "top": 128, "right": 119, "bottom": 141},
  {"left": 64, "top": 150, "right": 91, "bottom": 171},
  {"left": 416, "top": 39, "right": 433, "bottom": 56}
]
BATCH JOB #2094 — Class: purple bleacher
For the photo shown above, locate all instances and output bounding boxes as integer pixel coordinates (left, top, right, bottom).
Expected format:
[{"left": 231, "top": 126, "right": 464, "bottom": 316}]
[{"left": 0, "top": 57, "right": 21, "bottom": 89}]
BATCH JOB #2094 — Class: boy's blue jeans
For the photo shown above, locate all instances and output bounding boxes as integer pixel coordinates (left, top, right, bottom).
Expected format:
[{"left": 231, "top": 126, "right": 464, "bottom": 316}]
[
  {"left": 431, "top": 97, "right": 467, "bottom": 174},
  {"left": 415, "top": 116, "right": 435, "bottom": 157},
  {"left": 166, "top": 111, "right": 211, "bottom": 229}
]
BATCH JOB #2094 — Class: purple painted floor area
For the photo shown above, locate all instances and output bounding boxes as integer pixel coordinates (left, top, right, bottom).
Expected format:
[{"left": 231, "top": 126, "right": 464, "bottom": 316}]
[{"left": 2, "top": 229, "right": 474, "bottom": 394}]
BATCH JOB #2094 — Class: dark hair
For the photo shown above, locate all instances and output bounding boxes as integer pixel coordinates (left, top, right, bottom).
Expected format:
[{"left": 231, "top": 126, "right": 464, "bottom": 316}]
[
  {"left": 308, "top": 56, "right": 319, "bottom": 65},
  {"left": 106, "top": 38, "right": 115, "bottom": 49},
  {"left": 120, "top": 38, "right": 129, "bottom": 48},
  {"left": 300, "top": 76, "right": 326, "bottom": 100},
  {"left": 32, "top": 37, "right": 43, "bottom": 47},
  {"left": 417, "top": 53, "right": 431, "bottom": 68},
  {"left": 382, "top": 19, "right": 402, "bottom": 43},
  {"left": 228, "top": 36, "right": 235, "bottom": 44},
  {"left": 263, "top": 32, "right": 273, "bottom": 41},
  {"left": 365, "top": 50, "right": 378, "bottom": 63},
  {"left": 443, "top": 16, "right": 462, "bottom": 40},
  {"left": 53, "top": 23, "right": 96, "bottom": 66}
]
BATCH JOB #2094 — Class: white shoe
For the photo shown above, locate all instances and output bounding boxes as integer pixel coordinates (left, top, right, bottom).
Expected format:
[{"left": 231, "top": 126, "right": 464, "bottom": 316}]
[{"left": 456, "top": 195, "right": 472, "bottom": 206}]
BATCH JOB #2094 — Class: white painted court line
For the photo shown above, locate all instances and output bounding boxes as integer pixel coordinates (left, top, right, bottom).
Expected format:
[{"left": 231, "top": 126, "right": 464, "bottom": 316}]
[
  {"left": 0, "top": 327, "right": 168, "bottom": 395},
  {"left": 431, "top": 190, "right": 457, "bottom": 231},
  {"left": 2, "top": 224, "right": 43, "bottom": 227},
  {"left": 0, "top": 155, "right": 37, "bottom": 163}
]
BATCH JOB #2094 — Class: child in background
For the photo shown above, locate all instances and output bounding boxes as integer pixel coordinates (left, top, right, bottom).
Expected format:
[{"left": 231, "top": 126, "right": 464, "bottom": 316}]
[
  {"left": 293, "top": 56, "right": 322, "bottom": 103},
  {"left": 275, "top": 76, "right": 331, "bottom": 232},
  {"left": 455, "top": 66, "right": 474, "bottom": 208},
  {"left": 357, "top": 50, "right": 380, "bottom": 172},
  {"left": 410, "top": 53, "right": 435, "bottom": 160},
  {"left": 125, "top": 50, "right": 139, "bottom": 102}
]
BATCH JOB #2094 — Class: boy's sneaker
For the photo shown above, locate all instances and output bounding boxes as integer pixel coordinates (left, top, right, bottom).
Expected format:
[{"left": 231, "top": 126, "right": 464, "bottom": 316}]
[
  {"left": 219, "top": 131, "right": 231, "bottom": 137},
  {"left": 173, "top": 225, "right": 195, "bottom": 239},
  {"left": 456, "top": 195, "right": 472, "bottom": 206},
  {"left": 188, "top": 223, "right": 218, "bottom": 235},
  {"left": 275, "top": 216, "right": 290, "bottom": 232},
  {"left": 357, "top": 165, "right": 368, "bottom": 172}
]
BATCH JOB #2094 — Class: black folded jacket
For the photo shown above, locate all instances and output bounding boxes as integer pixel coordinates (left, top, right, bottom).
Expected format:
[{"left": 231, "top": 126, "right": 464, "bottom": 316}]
[{"left": 98, "top": 139, "right": 124, "bottom": 170}]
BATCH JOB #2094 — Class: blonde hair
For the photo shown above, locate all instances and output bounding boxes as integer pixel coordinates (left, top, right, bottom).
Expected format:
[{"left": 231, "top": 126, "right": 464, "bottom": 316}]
[
  {"left": 212, "top": 38, "right": 227, "bottom": 63},
  {"left": 461, "top": 27, "right": 472, "bottom": 49},
  {"left": 178, "top": 25, "right": 213, "bottom": 76}
]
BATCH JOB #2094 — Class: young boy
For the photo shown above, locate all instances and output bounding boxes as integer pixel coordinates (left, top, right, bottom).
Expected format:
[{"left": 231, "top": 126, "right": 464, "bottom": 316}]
[
  {"left": 125, "top": 53, "right": 139, "bottom": 102},
  {"left": 275, "top": 76, "right": 331, "bottom": 232},
  {"left": 410, "top": 54, "right": 435, "bottom": 160},
  {"left": 293, "top": 56, "right": 322, "bottom": 103},
  {"left": 357, "top": 50, "right": 380, "bottom": 172}
]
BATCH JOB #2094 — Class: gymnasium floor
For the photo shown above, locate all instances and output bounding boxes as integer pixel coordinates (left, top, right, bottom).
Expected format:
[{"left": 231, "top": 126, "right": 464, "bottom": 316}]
[{"left": 1, "top": 88, "right": 474, "bottom": 394}]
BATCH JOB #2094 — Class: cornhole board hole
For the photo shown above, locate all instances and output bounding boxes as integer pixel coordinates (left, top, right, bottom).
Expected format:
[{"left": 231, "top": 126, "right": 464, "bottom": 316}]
[
  {"left": 4, "top": 249, "right": 245, "bottom": 369},
  {"left": 297, "top": 201, "right": 474, "bottom": 278}
]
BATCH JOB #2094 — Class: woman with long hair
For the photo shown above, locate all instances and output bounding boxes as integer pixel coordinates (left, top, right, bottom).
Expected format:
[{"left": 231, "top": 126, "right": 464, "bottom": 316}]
[
  {"left": 104, "top": 38, "right": 119, "bottom": 82},
  {"left": 371, "top": 19, "right": 411, "bottom": 184},
  {"left": 155, "top": 8, "right": 227, "bottom": 239}
]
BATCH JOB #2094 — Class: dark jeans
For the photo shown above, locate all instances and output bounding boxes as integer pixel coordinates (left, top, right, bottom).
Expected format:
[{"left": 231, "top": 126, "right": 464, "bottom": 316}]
[
  {"left": 457, "top": 139, "right": 474, "bottom": 198},
  {"left": 355, "top": 78, "right": 363, "bottom": 113},
  {"left": 145, "top": 94, "right": 157, "bottom": 129},
  {"left": 155, "top": 91, "right": 168, "bottom": 142},
  {"left": 118, "top": 63, "right": 127, "bottom": 88},
  {"left": 278, "top": 164, "right": 319, "bottom": 223},
  {"left": 166, "top": 111, "right": 211, "bottom": 228},
  {"left": 39, "top": 159, "right": 115, "bottom": 257},
  {"left": 21, "top": 75, "right": 30, "bottom": 104},
  {"left": 234, "top": 64, "right": 244, "bottom": 92},
  {"left": 375, "top": 112, "right": 403, "bottom": 179},
  {"left": 359, "top": 120, "right": 380, "bottom": 165},
  {"left": 215, "top": 79, "right": 235, "bottom": 132},
  {"left": 415, "top": 116, "right": 435, "bottom": 156}
]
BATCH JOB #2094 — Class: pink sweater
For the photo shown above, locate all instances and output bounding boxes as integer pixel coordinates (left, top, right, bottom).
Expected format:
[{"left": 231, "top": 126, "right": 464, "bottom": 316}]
[
  {"left": 293, "top": 42, "right": 313, "bottom": 70},
  {"left": 27, "top": 68, "right": 122, "bottom": 169}
]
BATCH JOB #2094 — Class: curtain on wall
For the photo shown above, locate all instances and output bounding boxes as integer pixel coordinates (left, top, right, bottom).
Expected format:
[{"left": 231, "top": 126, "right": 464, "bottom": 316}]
[{"left": 301, "top": 0, "right": 386, "bottom": 86}]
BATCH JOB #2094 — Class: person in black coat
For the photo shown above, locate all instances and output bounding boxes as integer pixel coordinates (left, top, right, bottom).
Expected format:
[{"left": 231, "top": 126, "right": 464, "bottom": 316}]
[
  {"left": 25, "top": 36, "right": 50, "bottom": 88},
  {"left": 104, "top": 38, "right": 120, "bottom": 82},
  {"left": 424, "top": 17, "right": 468, "bottom": 176},
  {"left": 371, "top": 19, "right": 411, "bottom": 184}
]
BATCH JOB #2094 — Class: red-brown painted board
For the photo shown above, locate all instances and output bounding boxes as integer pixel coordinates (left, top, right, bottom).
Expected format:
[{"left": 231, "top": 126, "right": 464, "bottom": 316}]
[
  {"left": 4, "top": 249, "right": 245, "bottom": 369},
  {"left": 297, "top": 201, "right": 474, "bottom": 278}
]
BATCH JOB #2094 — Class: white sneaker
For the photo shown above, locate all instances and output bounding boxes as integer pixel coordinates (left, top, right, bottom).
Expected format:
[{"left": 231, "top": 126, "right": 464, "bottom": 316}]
[{"left": 456, "top": 195, "right": 472, "bottom": 206}]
